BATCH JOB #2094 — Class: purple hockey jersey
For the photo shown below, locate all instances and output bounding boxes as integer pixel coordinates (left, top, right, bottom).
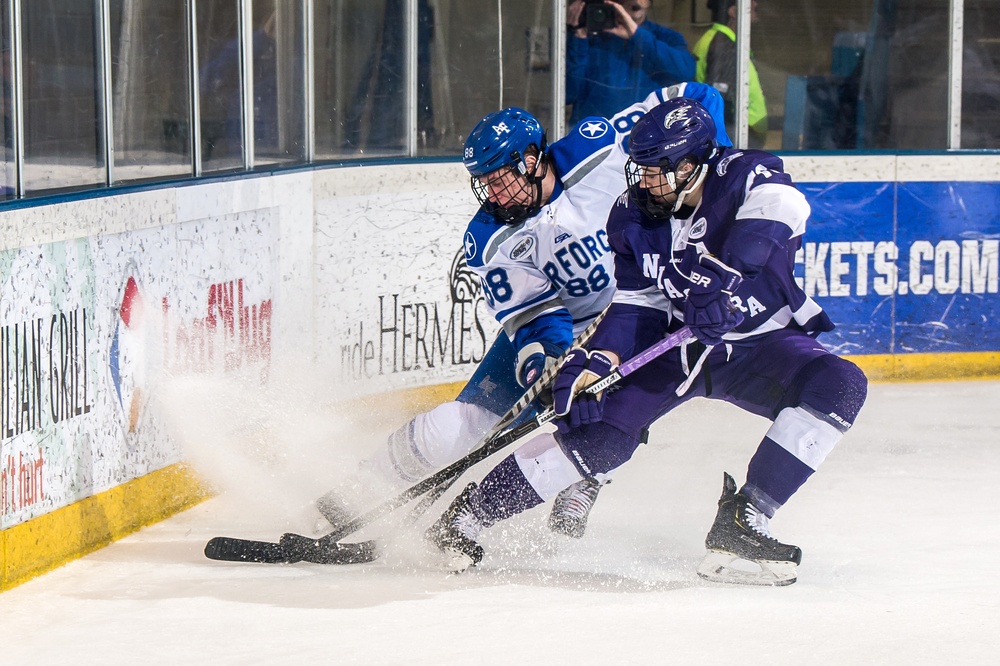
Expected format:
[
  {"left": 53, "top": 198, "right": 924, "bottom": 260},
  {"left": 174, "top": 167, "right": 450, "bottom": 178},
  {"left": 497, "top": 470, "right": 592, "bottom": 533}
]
[{"left": 591, "top": 148, "right": 834, "bottom": 359}]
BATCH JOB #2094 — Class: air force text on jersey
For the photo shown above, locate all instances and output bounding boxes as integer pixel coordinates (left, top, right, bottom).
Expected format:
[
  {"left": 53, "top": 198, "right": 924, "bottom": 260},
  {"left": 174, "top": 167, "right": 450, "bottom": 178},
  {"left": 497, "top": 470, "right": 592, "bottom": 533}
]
[{"left": 467, "top": 228, "right": 614, "bottom": 310}]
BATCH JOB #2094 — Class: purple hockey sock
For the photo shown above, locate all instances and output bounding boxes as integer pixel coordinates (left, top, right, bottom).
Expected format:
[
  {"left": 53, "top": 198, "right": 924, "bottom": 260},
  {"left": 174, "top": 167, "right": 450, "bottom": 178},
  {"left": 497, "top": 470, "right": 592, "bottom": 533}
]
[
  {"left": 743, "top": 436, "right": 815, "bottom": 517},
  {"left": 468, "top": 455, "right": 544, "bottom": 525}
]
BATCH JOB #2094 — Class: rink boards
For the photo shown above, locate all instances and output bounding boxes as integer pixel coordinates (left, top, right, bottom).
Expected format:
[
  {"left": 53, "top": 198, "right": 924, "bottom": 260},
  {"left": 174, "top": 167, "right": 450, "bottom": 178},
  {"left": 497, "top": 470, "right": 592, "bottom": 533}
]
[
  {"left": 801, "top": 180, "right": 999, "bottom": 357},
  {"left": 1, "top": 155, "right": 999, "bottom": 589}
]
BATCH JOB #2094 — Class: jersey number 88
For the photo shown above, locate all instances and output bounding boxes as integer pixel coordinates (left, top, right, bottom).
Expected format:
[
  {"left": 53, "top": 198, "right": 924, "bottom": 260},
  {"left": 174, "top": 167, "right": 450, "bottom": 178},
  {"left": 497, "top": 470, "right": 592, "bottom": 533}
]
[{"left": 481, "top": 265, "right": 610, "bottom": 306}]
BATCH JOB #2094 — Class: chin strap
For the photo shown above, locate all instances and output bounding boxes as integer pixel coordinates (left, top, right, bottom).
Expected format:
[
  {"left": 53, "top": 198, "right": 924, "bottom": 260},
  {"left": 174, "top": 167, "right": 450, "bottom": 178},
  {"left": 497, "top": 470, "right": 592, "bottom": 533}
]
[
  {"left": 527, "top": 156, "right": 549, "bottom": 213},
  {"left": 672, "top": 163, "right": 709, "bottom": 212}
]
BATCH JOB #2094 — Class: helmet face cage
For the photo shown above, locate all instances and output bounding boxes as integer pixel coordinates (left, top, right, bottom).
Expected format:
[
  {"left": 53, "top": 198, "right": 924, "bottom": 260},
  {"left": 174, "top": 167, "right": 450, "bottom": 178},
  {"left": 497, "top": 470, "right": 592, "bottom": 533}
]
[
  {"left": 625, "top": 155, "right": 703, "bottom": 220},
  {"left": 470, "top": 157, "right": 543, "bottom": 224},
  {"left": 463, "top": 107, "right": 547, "bottom": 224}
]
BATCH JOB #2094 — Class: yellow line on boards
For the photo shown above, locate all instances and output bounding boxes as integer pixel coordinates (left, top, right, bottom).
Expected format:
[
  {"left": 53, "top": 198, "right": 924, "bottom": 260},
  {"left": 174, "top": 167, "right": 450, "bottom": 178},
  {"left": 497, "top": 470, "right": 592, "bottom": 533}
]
[
  {"left": 847, "top": 351, "right": 1000, "bottom": 382},
  {"left": 1, "top": 463, "right": 209, "bottom": 592},
  {"left": 3, "top": 351, "right": 997, "bottom": 591}
]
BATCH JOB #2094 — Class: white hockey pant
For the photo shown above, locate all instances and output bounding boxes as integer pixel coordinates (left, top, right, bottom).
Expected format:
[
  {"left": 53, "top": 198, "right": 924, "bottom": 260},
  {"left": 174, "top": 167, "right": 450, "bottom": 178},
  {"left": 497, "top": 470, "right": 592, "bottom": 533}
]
[{"left": 373, "top": 401, "right": 500, "bottom": 485}]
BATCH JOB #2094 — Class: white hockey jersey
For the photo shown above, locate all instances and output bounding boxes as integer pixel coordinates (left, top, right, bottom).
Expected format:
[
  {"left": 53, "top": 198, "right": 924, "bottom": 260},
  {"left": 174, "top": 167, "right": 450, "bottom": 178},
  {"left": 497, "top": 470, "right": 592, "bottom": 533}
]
[{"left": 462, "top": 83, "right": 731, "bottom": 366}]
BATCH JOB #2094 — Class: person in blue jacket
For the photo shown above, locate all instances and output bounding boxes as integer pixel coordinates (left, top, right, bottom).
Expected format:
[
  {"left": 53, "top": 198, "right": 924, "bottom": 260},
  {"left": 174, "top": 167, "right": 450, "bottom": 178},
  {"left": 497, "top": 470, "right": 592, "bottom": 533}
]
[{"left": 566, "top": 0, "right": 696, "bottom": 125}]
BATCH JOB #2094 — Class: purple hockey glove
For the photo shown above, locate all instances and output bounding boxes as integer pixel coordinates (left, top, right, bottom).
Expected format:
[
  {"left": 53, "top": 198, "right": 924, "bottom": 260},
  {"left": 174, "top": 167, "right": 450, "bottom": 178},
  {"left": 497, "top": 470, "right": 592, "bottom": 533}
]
[
  {"left": 551, "top": 348, "right": 616, "bottom": 433},
  {"left": 684, "top": 254, "right": 744, "bottom": 346}
]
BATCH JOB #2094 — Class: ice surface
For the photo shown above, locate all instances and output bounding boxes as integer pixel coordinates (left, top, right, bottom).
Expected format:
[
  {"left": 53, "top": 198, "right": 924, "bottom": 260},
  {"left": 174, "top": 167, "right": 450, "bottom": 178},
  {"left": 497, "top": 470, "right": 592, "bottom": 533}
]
[{"left": 2, "top": 380, "right": 998, "bottom": 664}]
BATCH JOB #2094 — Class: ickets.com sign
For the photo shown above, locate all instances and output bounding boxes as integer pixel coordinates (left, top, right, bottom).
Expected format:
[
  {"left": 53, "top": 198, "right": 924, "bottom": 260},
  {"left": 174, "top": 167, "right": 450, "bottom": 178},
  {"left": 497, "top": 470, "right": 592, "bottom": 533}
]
[{"left": 798, "top": 181, "right": 1000, "bottom": 355}]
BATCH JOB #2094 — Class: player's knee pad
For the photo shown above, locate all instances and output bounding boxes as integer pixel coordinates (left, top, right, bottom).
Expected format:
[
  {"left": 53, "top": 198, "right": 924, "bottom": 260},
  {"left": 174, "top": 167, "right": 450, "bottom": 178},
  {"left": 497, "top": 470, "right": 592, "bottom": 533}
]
[
  {"left": 765, "top": 405, "right": 844, "bottom": 473},
  {"left": 792, "top": 354, "right": 868, "bottom": 431},
  {"left": 763, "top": 355, "right": 867, "bottom": 475},
  {"left": 413, "top": 401, "right": 498, "bottom": 467},
  {"left": 513, "top": 432, "right": 585, "bottom": 502},
  {"left": 556, "top": 421, "right": 642, "bottom": 478},
  {"left": 382, "top": 401, "right": 498, "bottom": 483}
]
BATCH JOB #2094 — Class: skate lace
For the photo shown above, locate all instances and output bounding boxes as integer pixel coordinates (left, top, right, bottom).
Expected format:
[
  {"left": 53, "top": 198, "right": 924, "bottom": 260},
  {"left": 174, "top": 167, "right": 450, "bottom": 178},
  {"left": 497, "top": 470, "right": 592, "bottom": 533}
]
[
  {"left": 555, "top": 481, "right": 600, "bottom": 520},
  {"left": 743, "top": 503, "right": 774, "bottom": 540},
  {"left": 452, "top": 505, "right": 485, "bottom": 541}
]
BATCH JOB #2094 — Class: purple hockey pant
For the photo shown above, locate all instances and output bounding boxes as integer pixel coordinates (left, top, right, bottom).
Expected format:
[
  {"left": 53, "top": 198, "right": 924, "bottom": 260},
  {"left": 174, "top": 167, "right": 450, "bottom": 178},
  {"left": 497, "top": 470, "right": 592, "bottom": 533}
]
[{"left": 469, "top": 329, "right": 867, "bottom": 524}]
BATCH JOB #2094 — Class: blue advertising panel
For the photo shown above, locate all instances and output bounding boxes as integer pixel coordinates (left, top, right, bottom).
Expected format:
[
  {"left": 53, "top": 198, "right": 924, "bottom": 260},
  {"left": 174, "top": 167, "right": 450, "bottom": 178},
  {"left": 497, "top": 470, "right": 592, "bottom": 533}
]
[
  {"left": 797, "top": 181, "right": 1000, "bottom": 355},
  {"left": 796, "top": 182, "right": 896, "bottom": 355},
  {"left": 894, "top": 182, "right": 1000, "bottom": 353}
]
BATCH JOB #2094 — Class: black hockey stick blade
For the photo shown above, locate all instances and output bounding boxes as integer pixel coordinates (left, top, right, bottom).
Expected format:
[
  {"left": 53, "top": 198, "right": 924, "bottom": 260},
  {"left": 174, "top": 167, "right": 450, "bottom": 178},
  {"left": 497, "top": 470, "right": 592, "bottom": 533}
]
[
  {"left": 204, "top": 535, "right": 379, "bottom": 564},
  {"left": 277, "top": 533, "right": 381, "bottom": 564},
  {"left": 294, "top": 538, "right": 379, "bottom": 564},
  {"left": 204, "top": 536, "right": 290, "bottom": 563}
]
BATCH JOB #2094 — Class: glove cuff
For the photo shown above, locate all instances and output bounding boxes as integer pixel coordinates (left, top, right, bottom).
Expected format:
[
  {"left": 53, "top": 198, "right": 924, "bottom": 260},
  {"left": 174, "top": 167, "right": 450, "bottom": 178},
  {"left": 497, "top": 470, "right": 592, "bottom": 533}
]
[
  {"left": 516, "top": 342, "right": 547, "bottom": 383},
  {"left": 698, "top": 253, "right": 743, "bottom": 295},
  {"left": 585, "top": 350, "right": 617, "bottom": 377}
]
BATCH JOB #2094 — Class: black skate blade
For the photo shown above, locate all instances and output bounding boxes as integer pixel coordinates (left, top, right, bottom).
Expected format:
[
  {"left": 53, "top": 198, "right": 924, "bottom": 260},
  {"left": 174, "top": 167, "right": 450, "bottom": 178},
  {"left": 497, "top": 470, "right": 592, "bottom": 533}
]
[
  {"left": 204, "top": 536, "right": 291, "bottom": 564},
  {"left": 279, "top": 532, "right": 380, "bottom": 565}
]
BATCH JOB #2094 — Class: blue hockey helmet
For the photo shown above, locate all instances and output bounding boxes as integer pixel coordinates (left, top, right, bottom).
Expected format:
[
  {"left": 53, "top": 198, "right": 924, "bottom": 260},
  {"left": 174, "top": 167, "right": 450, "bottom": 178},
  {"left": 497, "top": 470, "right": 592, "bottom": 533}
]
[
  {"left": 464, "top": 107, "right": 549, "bottom": 224},
  {"left": 625, "top": 98, "right": 719, "bottom": 217},
  {"left": 463, "top": 107, "right": 546, "bottom": 177}
]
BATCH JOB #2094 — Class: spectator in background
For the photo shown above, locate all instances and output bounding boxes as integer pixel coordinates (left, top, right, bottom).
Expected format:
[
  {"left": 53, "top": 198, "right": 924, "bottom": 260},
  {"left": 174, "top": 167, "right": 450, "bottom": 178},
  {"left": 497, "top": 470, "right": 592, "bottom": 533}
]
[
  {"left": 343, "top": 0, "right": 435, "bottom": 152},
  {"left": 200, "top": 11, "right": 278, "bottom": 158},
  {"left": 566, "top": 0, "right": 695, "bottom": 125},
  {"left": 693, "top": 0, "right": 767, "bottom": 148}
]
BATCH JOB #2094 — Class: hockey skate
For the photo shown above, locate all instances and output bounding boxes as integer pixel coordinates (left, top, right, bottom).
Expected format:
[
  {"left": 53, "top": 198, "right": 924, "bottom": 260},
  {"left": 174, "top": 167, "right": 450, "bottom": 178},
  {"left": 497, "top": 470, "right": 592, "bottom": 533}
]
[
  {"left": 425, "top": 483, "right": 486, "bottom": 573},
  {"left": 548, "top": 478, "right": 602, "bottom": 538},
  {"left": 696, "top": 472, "right": 803, "bottom": 587}
]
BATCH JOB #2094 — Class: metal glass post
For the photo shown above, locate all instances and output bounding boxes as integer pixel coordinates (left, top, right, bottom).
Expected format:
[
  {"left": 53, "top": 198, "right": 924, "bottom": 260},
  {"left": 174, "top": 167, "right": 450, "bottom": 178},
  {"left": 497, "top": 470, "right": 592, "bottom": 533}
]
[
  {"left": 240, "top": 0, "right": 254, "bottom": 169},
  {"left": 406, "top": 0, "right": 418, "bottom": 156},
  {"left": 947, "top": 0, "right": 963, "bottom": 149},
  {"left": 734, "top": 0, "right": 750, "bottom": 149},
  {"left": 304, "top": 0, "right": 315, "bottom": 162},
  {"left": 10, "top": 0, "right": 24, "bottom": 196},
  {"left": 188, "top": 0, "right": 202, "bottom": 176},
  {"left": 99, "top": 0, "right": 114, "bottom": 185},
  {"left": 552, "top": 0, "right": 566, "bottom": 141}
]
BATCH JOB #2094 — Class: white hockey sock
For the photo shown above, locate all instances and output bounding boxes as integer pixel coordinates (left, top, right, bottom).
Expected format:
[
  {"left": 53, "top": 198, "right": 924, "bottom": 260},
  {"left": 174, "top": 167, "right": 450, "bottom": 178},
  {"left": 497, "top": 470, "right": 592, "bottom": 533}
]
[
  {"left": 513, "top": 432, "right": 584, "bottom": 502},
  {"left": 374, "top": 401, "right": 499, "bottom": 484},
  {"left": 767, "top": 405, "right": 843, "bottom": 471}
]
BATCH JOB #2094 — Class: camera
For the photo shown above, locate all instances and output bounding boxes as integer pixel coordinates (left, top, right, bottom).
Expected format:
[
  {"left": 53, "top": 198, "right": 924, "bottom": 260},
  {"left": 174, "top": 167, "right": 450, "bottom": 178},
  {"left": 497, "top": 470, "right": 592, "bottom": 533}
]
[{"left": 583, "top": 0, "right": 617, "bottom": 35}]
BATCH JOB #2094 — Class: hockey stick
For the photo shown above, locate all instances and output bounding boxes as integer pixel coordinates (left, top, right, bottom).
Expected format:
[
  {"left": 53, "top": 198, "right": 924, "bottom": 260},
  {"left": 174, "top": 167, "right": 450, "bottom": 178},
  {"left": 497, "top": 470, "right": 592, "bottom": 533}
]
[
  {"left": 401, "top": 310, "right": 686, "bottom": 520},
  {"left": 205, "top": 312, "right": 605, "bottom": 565},
  {"left": 396, "top": 311, "right": 616, "bottom": 525},
  {"left": 272, "top": 313, "right": 608, "bottom": 561},
  {"left": 276, "top": 325, "right": 694, "bottom": 561}
]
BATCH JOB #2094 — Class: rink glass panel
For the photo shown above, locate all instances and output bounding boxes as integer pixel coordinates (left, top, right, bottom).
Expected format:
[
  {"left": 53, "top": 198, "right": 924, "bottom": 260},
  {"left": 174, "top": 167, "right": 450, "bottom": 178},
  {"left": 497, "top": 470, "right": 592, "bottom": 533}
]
[
  {"left": 656, "top": 0, "right": 999, "bottom": 152},
  {"left": 20, "top": 0, "right": 105, "bottom": 193},
  {"left": 0, "top": 1, "right": 998, "bottom": 201},
  {"left": 312, "top": 0, "right": 407, "bottom": 159},
  {"left": 110, "top": 0, "right": 192, "bottom": 183}
]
